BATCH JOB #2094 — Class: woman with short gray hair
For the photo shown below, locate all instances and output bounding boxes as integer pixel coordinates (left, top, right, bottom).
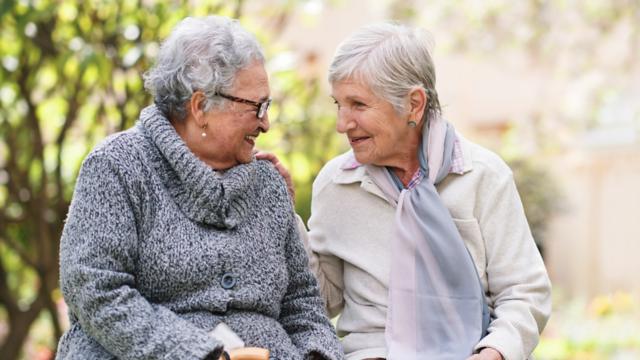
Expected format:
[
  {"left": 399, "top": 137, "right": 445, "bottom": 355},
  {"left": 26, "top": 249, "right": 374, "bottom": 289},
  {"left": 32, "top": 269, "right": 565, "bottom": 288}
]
[
  {"left": 300, "top": 22, "right": 552, "bottom": 360},
  {"left": 56, "top": 15, "right": 343, "bottom": 360}
]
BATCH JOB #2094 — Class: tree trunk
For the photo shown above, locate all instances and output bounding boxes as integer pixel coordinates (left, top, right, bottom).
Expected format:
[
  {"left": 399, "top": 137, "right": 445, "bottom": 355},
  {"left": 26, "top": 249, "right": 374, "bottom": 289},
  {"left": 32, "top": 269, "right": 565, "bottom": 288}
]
[{"left": 0, "top": 300, "right": 44, "bottom": 360}]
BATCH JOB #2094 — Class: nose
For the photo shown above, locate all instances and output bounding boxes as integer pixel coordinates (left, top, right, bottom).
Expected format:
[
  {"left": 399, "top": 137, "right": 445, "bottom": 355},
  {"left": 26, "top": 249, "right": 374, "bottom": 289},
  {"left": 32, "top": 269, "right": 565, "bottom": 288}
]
[
  {"left": 336, "top": 108, "right": 356, "bottom": 134},
  {"left": 258, "top": 112, "right": 270, "bottom": 133}
]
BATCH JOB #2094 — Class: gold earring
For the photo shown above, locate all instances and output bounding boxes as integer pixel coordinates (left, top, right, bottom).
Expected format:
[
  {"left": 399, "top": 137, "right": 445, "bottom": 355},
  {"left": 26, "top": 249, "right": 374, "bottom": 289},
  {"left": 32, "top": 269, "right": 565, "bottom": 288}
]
[
  {"left": 407, "top": 120, "right": 417, "bottom": 128},
  {"left": 201, "top": 123, "right": 208, "bottom": 138}
]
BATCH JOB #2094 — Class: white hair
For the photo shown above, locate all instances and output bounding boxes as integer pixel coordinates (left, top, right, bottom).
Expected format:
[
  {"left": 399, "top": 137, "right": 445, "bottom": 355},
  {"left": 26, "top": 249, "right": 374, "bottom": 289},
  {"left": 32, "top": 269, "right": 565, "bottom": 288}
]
[
  {"left": 328, "top": 22, "right": 441, "bottom": 119},
  {"left": 143, "top": 16, "right": 264, "bottom": 121}
]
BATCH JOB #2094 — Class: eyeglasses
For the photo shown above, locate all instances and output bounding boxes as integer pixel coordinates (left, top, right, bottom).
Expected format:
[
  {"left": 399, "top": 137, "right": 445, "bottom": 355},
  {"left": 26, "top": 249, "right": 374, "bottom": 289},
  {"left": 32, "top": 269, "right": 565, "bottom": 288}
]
[{"left": 215, "top": 92, "right": 272, "bottom": 120}]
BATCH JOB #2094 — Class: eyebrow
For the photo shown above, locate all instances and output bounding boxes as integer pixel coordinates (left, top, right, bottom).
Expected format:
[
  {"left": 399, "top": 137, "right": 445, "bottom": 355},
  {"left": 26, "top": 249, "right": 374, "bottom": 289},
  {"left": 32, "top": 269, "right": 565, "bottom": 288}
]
[
  {"left": 330, "top": 95, "right": 367, "bottom": 101},
  {"left": 346, "top": 95, "right": 368, "bottom": 104}
]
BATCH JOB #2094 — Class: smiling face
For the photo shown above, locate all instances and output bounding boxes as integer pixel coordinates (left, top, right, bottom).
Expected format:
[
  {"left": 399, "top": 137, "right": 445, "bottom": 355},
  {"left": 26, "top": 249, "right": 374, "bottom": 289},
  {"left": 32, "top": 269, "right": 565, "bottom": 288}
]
[
  {"left": 177, "top": 61, "right": 270, "bottom": 170},
  {"left": 331, "top": 79, "right": 418, "bottom": 170}
]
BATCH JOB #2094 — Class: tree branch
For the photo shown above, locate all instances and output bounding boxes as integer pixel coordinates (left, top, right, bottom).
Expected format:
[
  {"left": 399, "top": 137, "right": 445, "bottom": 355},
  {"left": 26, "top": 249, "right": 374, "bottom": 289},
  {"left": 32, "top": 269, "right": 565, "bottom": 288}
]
[
  {"left": 1, "top": 235, "right": 37, "bottom": 270},
  {"left": 233, "top": 0, "right": 244, "bottom": 19},
  {"left": 54, "top": 75, "right": 83, "bottom": 211},
  {"left": 0, "top": 256, "right": 17, "bottom": 313},
  {"left": 0, "top": 121, "right": 28, "bottom": 199},
  {"left": 31, "top": 16, "right": 58, "bottom": 58},
  {"left": 16, "top": 51, "right": 47, "bottom": 193},
  {"left": 38, "top": 266, "right": 63, "bottom": 343}
]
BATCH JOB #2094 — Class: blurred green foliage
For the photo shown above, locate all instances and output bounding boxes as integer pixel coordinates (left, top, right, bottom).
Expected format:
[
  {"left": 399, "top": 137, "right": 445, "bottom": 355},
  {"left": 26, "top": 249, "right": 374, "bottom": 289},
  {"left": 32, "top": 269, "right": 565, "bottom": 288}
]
[{"left": 506, "top": 155, "right": 563, "bottom": 257}]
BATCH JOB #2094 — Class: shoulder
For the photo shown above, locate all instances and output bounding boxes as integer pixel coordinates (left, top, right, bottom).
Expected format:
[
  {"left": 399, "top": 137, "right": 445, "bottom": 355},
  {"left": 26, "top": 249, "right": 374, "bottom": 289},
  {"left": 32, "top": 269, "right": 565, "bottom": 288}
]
[
  {"left": 459, "top": 135, "right": 513, "bottom": 184},
  {"left": 253, "top": 159, "right": 292, "bottom": 207},
  {"left": 77, "top": 126, "right": 151, "bottom": 195},
  {"left": 82, "top": 125, "right": 148, "bottom": 174},
  {"left": 88, "top": 125, "right": 146, "bottom": 163},
  {"left": 254, "top": 159, "right": 284, "bottom": 182},
  {"left": 70, "top": 129, "right": 148, "bottom": 214},
  {"left": 439, "top": 135, "right": 516, "bottom": 217},
  {"left": 253, "top": 159, "right": 289, "bottom": 193}
]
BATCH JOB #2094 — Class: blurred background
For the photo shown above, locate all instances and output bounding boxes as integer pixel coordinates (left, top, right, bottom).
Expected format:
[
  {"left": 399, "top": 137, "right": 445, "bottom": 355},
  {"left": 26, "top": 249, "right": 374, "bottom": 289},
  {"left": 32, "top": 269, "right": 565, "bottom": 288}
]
[{"left": 1, "top": 0, "right": 639, "bottom": 359}]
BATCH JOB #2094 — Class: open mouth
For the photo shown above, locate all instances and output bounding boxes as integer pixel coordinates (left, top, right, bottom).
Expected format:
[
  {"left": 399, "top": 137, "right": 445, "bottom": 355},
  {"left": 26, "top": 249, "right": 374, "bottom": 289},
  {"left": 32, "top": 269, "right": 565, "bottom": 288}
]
[
  {"left": 349, "top": 136, "right": 370, "bottom": 145},
  {"left": 244, "top": 134, "right": 258, "bottom": 146}
]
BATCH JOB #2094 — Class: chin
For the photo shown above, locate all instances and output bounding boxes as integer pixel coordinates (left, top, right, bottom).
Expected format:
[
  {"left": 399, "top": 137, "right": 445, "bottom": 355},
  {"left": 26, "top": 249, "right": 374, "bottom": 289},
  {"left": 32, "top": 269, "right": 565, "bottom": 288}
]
[
  {"left": 353, "top": 152, "right": 374, "bottom": 166},
  {"left": 237, "top": 154, "right": 254, "bottom": 165}
]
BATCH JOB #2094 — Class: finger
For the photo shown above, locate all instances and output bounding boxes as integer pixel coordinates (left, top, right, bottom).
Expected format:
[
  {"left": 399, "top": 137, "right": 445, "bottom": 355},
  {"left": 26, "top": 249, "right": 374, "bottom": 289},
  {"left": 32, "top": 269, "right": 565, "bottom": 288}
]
[
  {"left": 273, "top": 163, "right": 290, "bottom": 177},
  {"left": 254, "top": 151, "right": 277, "bottom": 162},
  {"left": 264, "top": 159, "right": 289, "bottom": 177}
]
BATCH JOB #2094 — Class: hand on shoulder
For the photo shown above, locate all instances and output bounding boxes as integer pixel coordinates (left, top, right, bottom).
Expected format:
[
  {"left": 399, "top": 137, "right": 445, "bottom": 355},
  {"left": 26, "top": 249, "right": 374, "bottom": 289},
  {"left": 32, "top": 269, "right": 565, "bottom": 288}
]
[{"left": 254, "top": 151, "right": 295, "bottom": 203}]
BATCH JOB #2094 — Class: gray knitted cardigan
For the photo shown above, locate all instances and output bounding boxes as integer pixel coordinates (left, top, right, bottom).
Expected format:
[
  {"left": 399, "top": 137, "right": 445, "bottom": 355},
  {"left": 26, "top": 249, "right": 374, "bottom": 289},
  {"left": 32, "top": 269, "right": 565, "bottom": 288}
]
[{"left": 56, "top": 105, "right": 344, "bottom": 360}]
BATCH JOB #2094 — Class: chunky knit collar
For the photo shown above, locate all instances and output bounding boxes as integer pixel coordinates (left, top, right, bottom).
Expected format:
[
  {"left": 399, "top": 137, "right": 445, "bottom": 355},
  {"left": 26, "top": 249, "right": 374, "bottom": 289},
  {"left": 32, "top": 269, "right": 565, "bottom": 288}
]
[{"left": 138, "top": 105, "right": 256, "bottom": 229}]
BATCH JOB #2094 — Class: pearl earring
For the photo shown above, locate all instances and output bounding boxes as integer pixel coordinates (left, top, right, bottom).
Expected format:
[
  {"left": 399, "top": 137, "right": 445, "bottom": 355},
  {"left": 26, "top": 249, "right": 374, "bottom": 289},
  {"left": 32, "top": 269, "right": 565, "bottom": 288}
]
[{"left": 201, "top": 123, "right": 208, "bottom": 138}]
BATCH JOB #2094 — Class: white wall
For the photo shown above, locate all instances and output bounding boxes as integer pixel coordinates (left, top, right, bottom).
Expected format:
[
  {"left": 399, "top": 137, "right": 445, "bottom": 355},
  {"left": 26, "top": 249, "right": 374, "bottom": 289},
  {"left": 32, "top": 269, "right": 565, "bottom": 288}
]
[{"left": 548, "top": 146, "right": 640, "bottom": 297}]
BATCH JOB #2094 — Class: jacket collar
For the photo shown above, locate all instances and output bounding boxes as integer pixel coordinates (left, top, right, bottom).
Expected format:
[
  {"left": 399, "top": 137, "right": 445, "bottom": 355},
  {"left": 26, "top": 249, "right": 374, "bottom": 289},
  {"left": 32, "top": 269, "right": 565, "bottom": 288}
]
[
  {"left": 456, "top": 132, "right": 474, "bottom": 173},
  {"left": 333, "top": 161, "right": 389, "bottom": 202}
]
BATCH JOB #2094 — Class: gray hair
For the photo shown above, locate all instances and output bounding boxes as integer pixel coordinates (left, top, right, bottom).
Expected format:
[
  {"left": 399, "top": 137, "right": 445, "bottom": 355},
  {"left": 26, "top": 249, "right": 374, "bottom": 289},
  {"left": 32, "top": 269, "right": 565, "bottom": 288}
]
[
  {"left": 328, "top": 22, "right": 441, "bottom": 120},
  {"left": 144, "top": 16, "right": 265, "bottom": 121}
]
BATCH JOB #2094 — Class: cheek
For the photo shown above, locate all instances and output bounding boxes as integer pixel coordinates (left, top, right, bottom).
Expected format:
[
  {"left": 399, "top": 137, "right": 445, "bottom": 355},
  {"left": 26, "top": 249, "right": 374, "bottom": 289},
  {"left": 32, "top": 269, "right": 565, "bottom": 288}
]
[
  {"left": 386, "top": 119, "right": 406, "bottom": 139},
  {"left": 376, "top": 126, "right": 403, "bottom": 152},
  {"left": 221, "top": 126, "right": 244, "bottom": 145}
]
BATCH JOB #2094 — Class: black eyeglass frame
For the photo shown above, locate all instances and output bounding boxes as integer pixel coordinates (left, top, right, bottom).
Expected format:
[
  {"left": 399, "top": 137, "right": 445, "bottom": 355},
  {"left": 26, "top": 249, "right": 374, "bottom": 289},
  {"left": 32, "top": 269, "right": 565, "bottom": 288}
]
[{"left": 215, "top": 92, "right": 271, "bottom": 119}]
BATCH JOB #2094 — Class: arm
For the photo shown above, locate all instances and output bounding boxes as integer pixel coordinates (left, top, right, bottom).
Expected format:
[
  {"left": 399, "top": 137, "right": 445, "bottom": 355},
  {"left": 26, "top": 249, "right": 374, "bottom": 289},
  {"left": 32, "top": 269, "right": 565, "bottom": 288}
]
[
  {"left": 299, "top": 215, "right": 345, "bottom": 318},
  {"left": 303, "top": 160, "right": 351, "bottom": 318},
  {"left": 473, "top": 170, "right": 552, "bottom": 360},
  {"left": 278, "top": 218, "right": 344, "bottom": 360},
  {"left": 60, "top": 153, "right": 222, "bottom": 360}
]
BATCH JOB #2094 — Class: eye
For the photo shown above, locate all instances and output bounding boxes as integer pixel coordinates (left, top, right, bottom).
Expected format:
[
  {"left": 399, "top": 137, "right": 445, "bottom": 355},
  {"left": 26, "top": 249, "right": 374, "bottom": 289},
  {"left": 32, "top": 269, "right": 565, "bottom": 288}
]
[{"left": 352, "top": 101, "right": 367, "bottom": 109}]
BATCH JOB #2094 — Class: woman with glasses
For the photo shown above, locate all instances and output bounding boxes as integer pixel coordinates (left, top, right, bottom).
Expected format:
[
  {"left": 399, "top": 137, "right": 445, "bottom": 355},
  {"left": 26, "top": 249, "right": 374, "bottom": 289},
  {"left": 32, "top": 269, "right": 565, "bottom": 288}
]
[{"left": 56, "top": 16, "right": 343, "bottom": 360}]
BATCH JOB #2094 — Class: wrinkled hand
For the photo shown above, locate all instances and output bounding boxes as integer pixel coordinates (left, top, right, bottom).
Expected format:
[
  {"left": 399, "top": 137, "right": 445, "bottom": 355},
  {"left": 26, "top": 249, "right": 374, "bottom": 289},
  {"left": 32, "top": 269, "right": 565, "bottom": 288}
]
[
  {"left": 254, "top": 151, "right": 295, "bottom": 203},
  {"left": 466, "top": 347, "right": 504, "bottom": 360}
]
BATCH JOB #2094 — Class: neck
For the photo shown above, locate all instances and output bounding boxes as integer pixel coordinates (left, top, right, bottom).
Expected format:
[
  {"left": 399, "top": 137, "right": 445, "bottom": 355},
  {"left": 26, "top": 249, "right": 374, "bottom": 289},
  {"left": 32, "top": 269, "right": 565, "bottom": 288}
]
[
  {"left": 171, "top": 116, "right": 234, "bottom": 171},
  {"left": 390, "top": 157, "right": 420, "bottom": 187},
  {"left": 390, "top": 129, "right": 422, "bottom": 187}
]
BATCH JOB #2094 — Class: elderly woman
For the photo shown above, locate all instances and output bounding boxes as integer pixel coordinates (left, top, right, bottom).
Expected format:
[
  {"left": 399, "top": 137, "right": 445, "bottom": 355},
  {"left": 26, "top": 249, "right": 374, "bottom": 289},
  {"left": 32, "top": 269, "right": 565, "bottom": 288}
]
[
  {"left": 281, "top": 23, "right": 551, "bottom": 360},
  {"left": 56, "top": 16, "right": 343, "bottom": 360}
]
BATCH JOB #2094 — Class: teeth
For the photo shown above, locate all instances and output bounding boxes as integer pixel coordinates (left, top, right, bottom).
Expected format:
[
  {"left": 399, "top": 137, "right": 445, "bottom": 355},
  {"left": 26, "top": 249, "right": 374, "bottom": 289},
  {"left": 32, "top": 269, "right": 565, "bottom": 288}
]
[{"left": 245, "top": 135, "right": 257, "bottom": 141}]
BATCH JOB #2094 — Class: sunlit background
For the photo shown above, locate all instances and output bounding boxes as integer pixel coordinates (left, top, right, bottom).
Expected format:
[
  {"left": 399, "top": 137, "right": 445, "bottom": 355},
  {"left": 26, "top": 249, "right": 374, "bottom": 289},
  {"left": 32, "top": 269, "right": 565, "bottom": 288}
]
[{"left": 1, "top": 0, "right": 639, "bottom": 359}]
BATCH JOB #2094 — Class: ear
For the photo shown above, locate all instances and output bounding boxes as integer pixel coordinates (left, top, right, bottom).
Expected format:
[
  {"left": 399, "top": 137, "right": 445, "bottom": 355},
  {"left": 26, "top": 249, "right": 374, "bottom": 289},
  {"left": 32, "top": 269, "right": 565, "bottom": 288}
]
[
  {"left": 189, "top": 91, "right": 208, "bottom": 125},
  {"left": 408, "top": 87, "right": 428, "bottom": 126}
]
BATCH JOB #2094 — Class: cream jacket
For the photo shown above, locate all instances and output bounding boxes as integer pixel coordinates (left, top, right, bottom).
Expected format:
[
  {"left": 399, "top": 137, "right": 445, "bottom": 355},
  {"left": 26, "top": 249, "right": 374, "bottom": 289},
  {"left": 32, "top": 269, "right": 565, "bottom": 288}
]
[{"left": 302, "top": 135, "right": 552, "bottom": 360}]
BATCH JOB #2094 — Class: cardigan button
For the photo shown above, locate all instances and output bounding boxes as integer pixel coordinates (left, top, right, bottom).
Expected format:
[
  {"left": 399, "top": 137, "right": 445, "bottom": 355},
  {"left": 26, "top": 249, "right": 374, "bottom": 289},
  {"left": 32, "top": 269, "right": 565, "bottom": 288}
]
[{"left": 220, "top": 273, "right": 236, "bottom": 289}]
